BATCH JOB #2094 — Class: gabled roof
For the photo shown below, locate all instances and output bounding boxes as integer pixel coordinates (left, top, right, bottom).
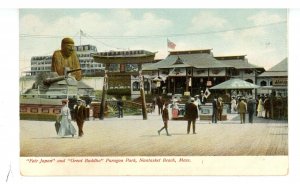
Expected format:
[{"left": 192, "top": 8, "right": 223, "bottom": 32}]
[
  {"left": 268, "top": 58, "right": 288, "bottom": 72},
  {"left": 143, "top": 50, "right": 229, "bottom": 70},
  {"left": 215, "top": 55, "right": 264, "bottom": 69},
  {"left": 259, "top": 58, "right": 288, "bottom": 77}
]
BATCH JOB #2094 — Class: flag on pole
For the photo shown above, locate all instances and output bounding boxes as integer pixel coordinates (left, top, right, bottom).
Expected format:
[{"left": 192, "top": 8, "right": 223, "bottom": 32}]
[
  {"left": 204, "top": 88, "right": 211, "bottom": 98},
  {"left": 167, "top": 39, "right": 176, "bottom": 50},
  {"left": 80, "top": 29, "right": 86, "bottom": 36}
]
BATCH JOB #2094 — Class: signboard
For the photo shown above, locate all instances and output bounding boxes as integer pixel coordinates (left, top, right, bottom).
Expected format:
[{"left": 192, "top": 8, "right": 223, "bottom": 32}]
[
  {"left": 193, "top": 69, "right": 208, "bottom": 76},
  {"left": 209, "top": 69, "right": 226, "bottom": 76},
  {"left": 168, "top": 68, "right": 186, "bottom": 76},
  {"left": 272, "top": 78, "right": 287, "bottom": 86}
]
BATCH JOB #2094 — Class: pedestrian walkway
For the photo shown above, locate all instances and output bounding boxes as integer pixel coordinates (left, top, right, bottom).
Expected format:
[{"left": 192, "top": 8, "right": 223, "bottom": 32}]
[{"left": 20, "top": 105, "right": 288, "bottom": 156}]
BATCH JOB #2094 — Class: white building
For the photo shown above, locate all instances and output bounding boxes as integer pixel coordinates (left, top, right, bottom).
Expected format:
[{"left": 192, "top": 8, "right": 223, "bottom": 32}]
[{"left": 28, "top": 45, "right": 104, "bottom": 76}]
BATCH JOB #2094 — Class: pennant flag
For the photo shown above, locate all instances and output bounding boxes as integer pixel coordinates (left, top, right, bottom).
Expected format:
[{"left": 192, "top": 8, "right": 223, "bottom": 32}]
[
  {"left": 204, "top": 88, "right": 211, "bottom": 98},
  {"left": 167, "top": 39, "right": 176, "bottom": 50}
]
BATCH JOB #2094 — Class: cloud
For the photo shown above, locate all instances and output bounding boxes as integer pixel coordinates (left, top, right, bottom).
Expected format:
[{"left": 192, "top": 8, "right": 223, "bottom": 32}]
[
  {"left": 247, "top": 11, "right": 286, "bottom": 25},
  {"left": 188, "top": 12, "right": 229, "bottom": 32}
]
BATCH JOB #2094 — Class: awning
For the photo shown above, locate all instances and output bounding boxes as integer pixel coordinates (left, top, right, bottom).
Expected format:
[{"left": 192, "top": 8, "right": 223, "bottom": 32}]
[{"left": 210, "top": 78, "right": 260, "bottom": 90}]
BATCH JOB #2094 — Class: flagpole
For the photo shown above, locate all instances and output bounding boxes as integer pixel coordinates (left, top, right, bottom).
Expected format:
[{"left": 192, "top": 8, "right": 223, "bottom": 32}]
[{"left": 80, "top": 29, "right": 81, "bottom": 46}]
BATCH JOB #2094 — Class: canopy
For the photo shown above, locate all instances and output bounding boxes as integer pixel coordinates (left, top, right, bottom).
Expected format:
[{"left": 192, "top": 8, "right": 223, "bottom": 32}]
[{"left": 210, "top": 78, "right": 260, "bottom": 90}]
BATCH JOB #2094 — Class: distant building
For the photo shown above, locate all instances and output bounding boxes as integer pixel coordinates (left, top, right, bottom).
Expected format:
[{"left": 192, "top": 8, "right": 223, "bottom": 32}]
[
  {"left": 26, "top": 45, "right": 104, "bottom": 76},
  {"left": 257, "top": 58, "right": 288, "bottom": 97}
]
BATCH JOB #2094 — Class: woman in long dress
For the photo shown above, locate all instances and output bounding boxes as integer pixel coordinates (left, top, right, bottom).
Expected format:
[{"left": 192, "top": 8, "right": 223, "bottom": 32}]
[
  {"left": 58, "top": 99, "right": 76, "bottom": 137},
  {"left": 257, "top": 97, "right": 264, "bottom": 117},
  {"left": 231, "top": 97, "right": 237, "bottom": 113}
]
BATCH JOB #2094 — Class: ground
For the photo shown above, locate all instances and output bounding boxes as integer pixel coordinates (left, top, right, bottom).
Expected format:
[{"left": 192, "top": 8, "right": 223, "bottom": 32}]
[{"left": 20, "top": 108, "right": 288, "bottom": 157}]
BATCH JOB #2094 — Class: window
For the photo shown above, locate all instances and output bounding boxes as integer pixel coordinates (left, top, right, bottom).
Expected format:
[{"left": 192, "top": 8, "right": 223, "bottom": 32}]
[
  {"left": 260, "top": 81, "right": 267, "bottom": 86},
  {"left": 245, "top": 79, "right": 253, "bottom": 83},
  {"left": 231, "top": 69, "right": 240, "bottom": 76},
  {"left": 132, "top": 81, "right": 140, "bottom": 91}
]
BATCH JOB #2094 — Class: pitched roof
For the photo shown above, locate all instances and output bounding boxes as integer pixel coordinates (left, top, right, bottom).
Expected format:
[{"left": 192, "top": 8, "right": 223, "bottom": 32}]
[
  {"left": 259, "top": 58, "right": 288, "bottom": 77},
  {"left": 143, "top": 50, "right": 229, "bottom": 70},
  {"left": 268, "top": 58, "right": 288, "bottom": 72},
  {"left": 214, "top": 55, "right": 264, "bottom": 69}
]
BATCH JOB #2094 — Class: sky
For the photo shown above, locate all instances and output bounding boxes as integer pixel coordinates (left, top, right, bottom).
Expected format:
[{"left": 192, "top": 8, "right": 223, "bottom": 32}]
[{"left": 19, "top": 9, "right": 287, "bottom": 74}]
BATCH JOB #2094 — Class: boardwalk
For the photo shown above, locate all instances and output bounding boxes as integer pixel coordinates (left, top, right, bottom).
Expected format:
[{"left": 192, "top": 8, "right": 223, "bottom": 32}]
[{"left": 20, "top": 110, "right": 288, "bottom": 157}]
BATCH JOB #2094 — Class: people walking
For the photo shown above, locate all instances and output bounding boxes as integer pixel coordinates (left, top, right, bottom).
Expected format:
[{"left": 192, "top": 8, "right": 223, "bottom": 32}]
[
  {"left": 257, "top": 96, "right": 264, "bottom": 117},
  {"left": 156, "top": 96, "right": 164, "bottom": 115},
  {"left": 152, "top": 97, "right": 156, "bottom": 112},
  {"left": 57, "top": 99, "right": 76, "bottom": 137},
  {"left": 74, "top": 99, "right": 86, "bottom": 137},
  {"left": 211, "top": 96, "right": 218, "bottom": 124},
  {"left": 231, "top": 97, "right": 237, "bottom": 113},
  {"left": 199, "top": 90, "right": 206, "bottom": 105},
  {"left": 217, "top": 97, "right": 224, "bottom": 121},
  {"left": 237, "top": 97, "right": 247, "bottom": 124},
  {"left": 185, "top": 98, "right": 198, "bottom": 134},
  {"left": 158, "top": 103, "right": 171, "bottom": 136},
  {"left": 117, "top": 97, "right": 124, "bottom": 118},
  {"left": 247, "top": 96, "right": 256, "bottom": 123},
  {"left": 264, "top": 95, "right": 271, "bottom": 119}
]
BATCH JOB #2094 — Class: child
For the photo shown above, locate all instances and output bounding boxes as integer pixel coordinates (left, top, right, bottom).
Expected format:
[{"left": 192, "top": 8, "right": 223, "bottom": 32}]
[{"left": 158, "top": 103, "right": 171, "bottom": 136}]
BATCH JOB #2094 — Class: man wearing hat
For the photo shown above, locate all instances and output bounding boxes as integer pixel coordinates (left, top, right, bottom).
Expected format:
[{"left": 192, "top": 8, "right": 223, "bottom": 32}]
[
  {"left": 237, "top": 97, "right": 247, "bottom": 124},
  {"left": 199, "top": 90, "right": 206, "bottom": 105},
  {"left": 247, "top": 96, "right": 256, "bottom": 123},
  {"left": 185, "top": 97, "right": 198, "bottom": 134},
  {"left": 74, "top": 99, "right": 86, "bottom": 137},
  {"left": 51, "top": 37, "right": 82, "bottom": 81}
]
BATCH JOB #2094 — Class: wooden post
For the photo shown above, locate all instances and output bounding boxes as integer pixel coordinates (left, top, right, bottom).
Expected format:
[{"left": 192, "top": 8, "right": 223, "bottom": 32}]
[
  {"left": 139, "top": 66, "right": 147, "bottom": 120},
  {"left": 99, "top": 66, "right": 108, "bottom": 120}
]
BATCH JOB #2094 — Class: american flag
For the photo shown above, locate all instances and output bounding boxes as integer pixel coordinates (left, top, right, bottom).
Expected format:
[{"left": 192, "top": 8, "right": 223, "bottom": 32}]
[
  {"left": 167, "top": 39, "right": 176, "bottom": 50},
  {"left": 80, "top": 29, "right": 86, "bottom": 36}
]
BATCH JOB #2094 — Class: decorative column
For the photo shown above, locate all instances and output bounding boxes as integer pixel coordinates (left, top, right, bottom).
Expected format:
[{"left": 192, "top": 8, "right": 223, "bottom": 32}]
[{"left": 139, "top": 65, "right": 147, "bottom": 120}]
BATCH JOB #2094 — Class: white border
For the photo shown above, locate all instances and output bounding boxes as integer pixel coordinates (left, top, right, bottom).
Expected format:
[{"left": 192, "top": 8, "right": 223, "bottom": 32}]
[{"left": 1, "top": 3, "right": 300, "bottom": 184}]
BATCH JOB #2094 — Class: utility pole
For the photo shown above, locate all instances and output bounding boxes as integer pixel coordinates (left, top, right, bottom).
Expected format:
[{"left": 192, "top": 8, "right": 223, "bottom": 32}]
[
  {"left": 139, "top": 65, "right": 147, "bottom": 120},
  {"left": 99, "top": 67, "right": 108, "bottom": 120}
]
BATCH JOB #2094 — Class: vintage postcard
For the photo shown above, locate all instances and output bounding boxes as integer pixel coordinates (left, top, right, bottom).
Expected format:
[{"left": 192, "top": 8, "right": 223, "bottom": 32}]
[{"left": 19, "top": 9, "right": 288, "bottom": 176}]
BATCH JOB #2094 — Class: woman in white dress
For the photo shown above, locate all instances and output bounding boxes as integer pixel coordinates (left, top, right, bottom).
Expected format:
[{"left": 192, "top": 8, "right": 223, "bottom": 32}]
[
  {"left": 58, "top": 99, "right": 76, "bottom": 137},
  {"left": 257, "top": 97, "right": 264, "bottom": 117},
  {"left": 231, "top": 97, "right": 237, "bottom": 113}
]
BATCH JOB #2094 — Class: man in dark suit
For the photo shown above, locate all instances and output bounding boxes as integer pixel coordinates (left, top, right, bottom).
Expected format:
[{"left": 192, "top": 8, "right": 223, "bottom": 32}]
[
  {"left": 247, "top": 96, "right": 256, "bottom": 123},
  {"left": 156, "top": 96, "right": 164, "bottom": 115},
  {"left": 74, "top": 99, "right": 86, "bottom": 137},
  {"left": 117, "top": 97, "right": 124, "bottom": 118},
  {"left": 185, "top": 98, "right": 198, "bottom": 134},
  {"left": 212, "top": 96, "right": 218, "bottom": 123}
]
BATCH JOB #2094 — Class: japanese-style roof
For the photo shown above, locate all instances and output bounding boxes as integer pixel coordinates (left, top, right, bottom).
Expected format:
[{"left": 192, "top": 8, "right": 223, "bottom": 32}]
[
  {"left": 143, "top": 49, "right": 229, "bottom": 70},
  {"left": 215, "top": 55, "right": 263, "bottom": 69},
  {"left": 210, "top": 78, "right": 260, "bottom": 90},
  {"left": 259, "top": 58, "right": 288, "bottom": 77}
]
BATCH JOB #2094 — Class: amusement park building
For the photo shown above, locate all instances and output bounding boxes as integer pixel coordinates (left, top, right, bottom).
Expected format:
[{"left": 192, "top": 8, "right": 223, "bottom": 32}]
[
  {"left": 257, "top": 58, "right": 288, "bottom": 97},
  {"left": 142, "top": 49, "right": 265, "bottom": 97}
]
